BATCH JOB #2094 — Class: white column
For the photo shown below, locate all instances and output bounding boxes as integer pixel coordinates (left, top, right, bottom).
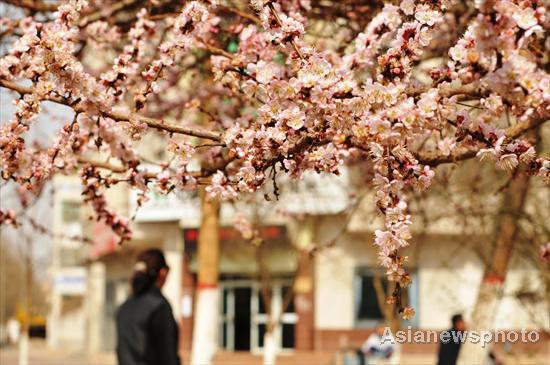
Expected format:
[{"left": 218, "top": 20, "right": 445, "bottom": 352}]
[
  {"left": 163, "top": 227, "right": 183, "bottom": 318},
  {"left": 47, "top": 292, "right": 61, "bottom": 348},
  {"left": 191, "top": 288, "right": 220, "bottom": 364},
  {"left": 264, "top": 285, "right": 282, "bottom": 365},
  {"left": 18, "top": 331, "right": 29, "bottom": 365},
  {"left": 86, "top": 262, "right": 106, "bottom": 355}
]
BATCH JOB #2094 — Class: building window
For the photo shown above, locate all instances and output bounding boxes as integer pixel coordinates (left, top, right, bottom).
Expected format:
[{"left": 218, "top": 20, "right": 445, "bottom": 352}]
[
  {"left": 59, "top": 247, "right": 82, "bottom": 267},
  {"left": 61, "top": 201, "right": 81, "bottom": 223},
  {"left": 60, "top": 295, "right": 83, "bottom": 315},
  {"left": 356, "top": 271, "right": 386, "bottom": 322},
  {"left": 354, "top": 268, "right": 419, "bottom": 327}
]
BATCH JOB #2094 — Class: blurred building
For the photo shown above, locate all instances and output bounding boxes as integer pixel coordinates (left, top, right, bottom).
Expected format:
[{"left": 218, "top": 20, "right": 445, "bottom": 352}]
[
  {"left": 47, "top": 170, "right": 549, "bottom": 357},
  {"left": 48, "top": 175, "right": 88, "bottom": 349}
]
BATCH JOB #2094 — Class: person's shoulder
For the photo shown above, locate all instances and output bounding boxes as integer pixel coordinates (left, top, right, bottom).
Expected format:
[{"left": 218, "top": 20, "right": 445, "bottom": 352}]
[
  {"left": 117, "top": 291, "right": 166, "bottom": 320},
  {"left": 117, "top": 296, "right": 132, "bottom": 311},
  {"left": 156, "top": 291, "right": 173, "bottom": 311},
  {"left": 118, "top": 291, "right": 160, "bottom": 309},
  {"left": 115, "top": 297, "right": 133, "bottom": 322},
  {"left": 141, "top": 288, "right": 169, "bottom": 310}
]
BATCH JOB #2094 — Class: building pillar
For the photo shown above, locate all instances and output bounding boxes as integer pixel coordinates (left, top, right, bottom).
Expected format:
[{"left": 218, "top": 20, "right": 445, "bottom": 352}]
[
  {"left": 180, "top": 252, "right": 195, "bottom": 354},
  {"left": 163, "top": 227, "right": 183, "bottom": 319},
  {"left": 47, "top": 291, "right": 61, "bottom": 348},
  {"left": 191, "top": 189, "right": 220, "bottom": 365},
  {"left": 291, "top": 217, "right": 316, "bottom": 351},
  {"left": 294, "top": 250, "right": 315, "bottom": 350},
  {"left": 86, "top": 261, "right": 106, "bottom": 354}
]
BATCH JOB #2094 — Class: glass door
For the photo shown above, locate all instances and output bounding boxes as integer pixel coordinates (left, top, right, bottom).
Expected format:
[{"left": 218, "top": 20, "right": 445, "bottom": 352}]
[
  {"left": 251, "top": 282, "right": 297, "bottom": 353},
  {"left": 221, "top": 280, "right": 297, "bottom": 352},
  {"left": 220, "top": 282, "right": 253, "bottom": 351},
  {"left": 220, "top": 286, "right": 235, "bottom": 350},
  {"left": 280, "top": 284, "right": 297, "bottom": 350}
]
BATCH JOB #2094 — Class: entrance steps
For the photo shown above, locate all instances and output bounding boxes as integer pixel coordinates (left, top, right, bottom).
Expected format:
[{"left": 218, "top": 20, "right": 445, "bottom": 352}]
[{"left": 213, "top": 350, "right": 335, "bottom": 364}]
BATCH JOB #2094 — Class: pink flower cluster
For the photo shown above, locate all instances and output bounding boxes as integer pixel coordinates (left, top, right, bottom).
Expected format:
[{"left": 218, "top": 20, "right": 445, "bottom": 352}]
[
  {"left": 1, "top": 0, "right": 549, "bottom": 316},
  {"left": 81, "top": 166, "right": 132, "bottom": 242}
]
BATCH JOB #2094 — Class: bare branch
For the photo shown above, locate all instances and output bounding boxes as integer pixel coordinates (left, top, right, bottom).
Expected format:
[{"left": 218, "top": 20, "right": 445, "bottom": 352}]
[
  {"left": 0, "top": 79, "right": 224, "bottom": 142},
  {"left": 1, "top": 0, "right": 59, "bottom": 12}
]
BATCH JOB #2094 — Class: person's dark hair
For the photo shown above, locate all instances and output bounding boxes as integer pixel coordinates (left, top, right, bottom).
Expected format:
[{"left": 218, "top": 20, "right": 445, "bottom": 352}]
[
  {"left": 452, "top": 314, "right": 463, "bottom": 327},
  {"left": 131, "top": 249, "right": 168, "bottom": 296}
]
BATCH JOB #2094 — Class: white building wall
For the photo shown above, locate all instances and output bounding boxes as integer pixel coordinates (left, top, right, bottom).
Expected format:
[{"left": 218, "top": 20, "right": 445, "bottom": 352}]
[
  {"left": 314, "top": 220, "right": 379, "bottom": 330},
  {"left": 315, "top": 230, "right": 549, "bottom": 331},
  {"left": 494, "top": 260, "right": 549, "bottom": 330},
  {"left": 315, "top": 245, "right": 355, "bottom": 329},
  {"left": 417, "top": 236, "right": 549, "bottom": 330},
  {"left": 417, "top": 236, "right": 484, "bottom": 329}
]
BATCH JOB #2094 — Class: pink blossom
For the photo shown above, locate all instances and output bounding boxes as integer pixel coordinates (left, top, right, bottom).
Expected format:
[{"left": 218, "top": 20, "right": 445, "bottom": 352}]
[
  {"left": 417, "top": 89, "right": 439, "bottom": 118},
  {"left": 513, "top": 7, "right": 538, "bottom": 29},
  {"left": 401, "top": 306, "right": 415, "bottom": 320},
  {"left": 246, "top": 60, "right": 280, "bottom": 84},
  {"left": 496, "top": 154, "right": 519, "bottom": 172},
  {"left": 234, "top": 212, "right": 254, "bottom": 240},
  {"left": 438, "top": 138, "right": 456, "bottom": 156},
  {"left": 400, "top": 0, "right": 415, "bottom": 15},
  {"left": 279, "top": 104, "right": 305, "bottom": 130},
  {"left": 414, "top": 5, "right": 442, "bottom": 26}
]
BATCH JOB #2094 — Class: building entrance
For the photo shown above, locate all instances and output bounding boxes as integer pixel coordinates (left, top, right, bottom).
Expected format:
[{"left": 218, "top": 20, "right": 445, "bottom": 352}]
[{"left": 220, "top": 280, "right": 296, "bottom": 352}]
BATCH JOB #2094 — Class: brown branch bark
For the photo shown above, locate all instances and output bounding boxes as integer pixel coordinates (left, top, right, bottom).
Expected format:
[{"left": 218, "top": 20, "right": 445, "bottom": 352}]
[
  {"left": 1, "top": 0, "right": 59, "bottom": 12},
  {"left": 417, "top": 115, "right": 548, "bottom": 166},
  {"left": 373, "top": 275, "right": 400, "bottom": 332},
  {"left": 0, "top": 79, "right": 224, "bottom": 141},
  {"left": 76, "top": 156, "right": 212, "bottom": 181},
  {"left": 217, "top": 5, "right": 261, "bottom": 25},
  {"left": 200, "top": 42, "right": 237, "bottom": 60},
  {"left": 267, "top": 2, "right": 304, "bottom": 59},
  {"left": 78, "top": 0, "right": 142, "bottom": 27}
]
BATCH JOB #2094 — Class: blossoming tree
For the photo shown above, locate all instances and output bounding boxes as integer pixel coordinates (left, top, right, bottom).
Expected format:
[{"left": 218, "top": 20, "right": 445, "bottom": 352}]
[{"left": 0, "top": 0, "right": 548, "bottom": 362}]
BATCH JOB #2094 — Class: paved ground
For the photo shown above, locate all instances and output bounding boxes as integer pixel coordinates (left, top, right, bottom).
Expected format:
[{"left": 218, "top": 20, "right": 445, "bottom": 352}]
[
  {"left": 0, "top": 339, "right": 547, "bottom": 364},
  {"left": 0, "top": 340, "right": 115, "bottom": 365}
]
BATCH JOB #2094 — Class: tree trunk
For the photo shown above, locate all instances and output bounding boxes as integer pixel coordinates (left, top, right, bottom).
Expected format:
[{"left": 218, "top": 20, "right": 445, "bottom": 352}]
[
  {"left": 458, "top": 171, "right": 530, "bottom": 365},
  {"left": 373, "top": 276, "right": 402, "bottom": 365},
  {"left": 373, "top": 276, "right": 401, "bottom": 333},
  {"left": 259, "top": 261, "right": 281, "bottom": 365},
  {"left": 263, "top": 324, "right": 277, "bottom": 365},
  {"left": 190, "top": 188, "right": 220, "bottom": 365}
]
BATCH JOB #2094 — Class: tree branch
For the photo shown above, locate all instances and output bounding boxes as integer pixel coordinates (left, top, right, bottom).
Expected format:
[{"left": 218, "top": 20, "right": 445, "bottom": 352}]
[
  {"left": 1, "top": 0, "right": 59, "bottom": 12},
  {"left": 217, "top": 5, "right": 261, "bottom": 25},
  {"left": 416, "top": 115, "right": 548, "bottom": 166},
  {"left": 78, "top": 0, "right": 141, "bottom": 27},
  {"left": 0, "top": 79, "right": 224, "bottom": 142},
  {"left": 76, "top": 156, "right": 210, "bottom": 180},
  {"left": 267, "top": 2, "right": 304, "bottom": 59}
]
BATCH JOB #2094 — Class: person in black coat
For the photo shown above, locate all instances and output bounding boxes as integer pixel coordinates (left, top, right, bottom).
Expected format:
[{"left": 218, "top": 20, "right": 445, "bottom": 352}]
[
  {"left": 437, "top": 314, "right": 466, "bottom": 365},
  {"left": 116, "top": 248, "right": 180, "bottom": 365}
]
